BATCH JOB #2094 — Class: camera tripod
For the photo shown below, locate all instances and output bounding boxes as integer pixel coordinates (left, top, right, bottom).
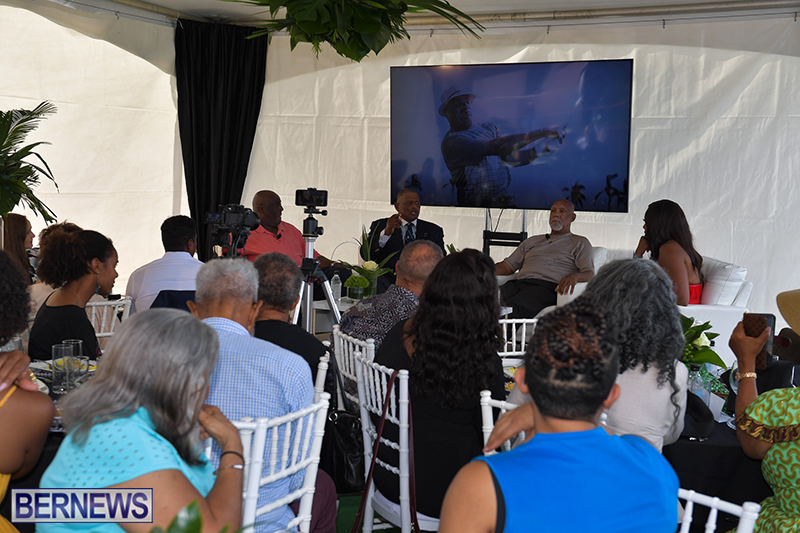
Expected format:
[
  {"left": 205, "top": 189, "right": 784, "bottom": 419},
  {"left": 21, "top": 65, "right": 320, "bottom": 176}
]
[{"left": 291, "top": 207, "right": 341, "bottom": 333}]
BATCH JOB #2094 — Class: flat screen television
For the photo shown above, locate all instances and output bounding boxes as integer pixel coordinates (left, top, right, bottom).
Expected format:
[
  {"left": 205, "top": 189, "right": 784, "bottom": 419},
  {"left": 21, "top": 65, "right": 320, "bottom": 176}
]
[{"left": 390, "top": 59, "right": 633, "bottom": 212}]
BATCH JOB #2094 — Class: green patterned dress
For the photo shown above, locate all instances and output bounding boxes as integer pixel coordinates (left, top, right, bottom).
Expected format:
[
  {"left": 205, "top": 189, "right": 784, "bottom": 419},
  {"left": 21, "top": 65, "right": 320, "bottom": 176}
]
[{"left": 736, "top": 388, "right": 800, "bottom": 532}]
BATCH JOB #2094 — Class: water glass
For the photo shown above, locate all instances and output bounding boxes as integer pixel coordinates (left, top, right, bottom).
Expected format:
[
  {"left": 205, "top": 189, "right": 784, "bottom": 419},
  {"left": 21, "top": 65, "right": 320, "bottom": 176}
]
[
  {"left": 62, "top": 339, "right": 83, "bottom": 358},
  {"left": 51, "top": 344, "right": 73, "bottom": 396}
]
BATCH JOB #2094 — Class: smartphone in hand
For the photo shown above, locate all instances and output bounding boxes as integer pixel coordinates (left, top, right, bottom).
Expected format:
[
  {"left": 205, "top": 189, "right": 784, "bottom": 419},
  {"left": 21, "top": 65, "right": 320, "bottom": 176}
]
[{"left": 742, "top": 313, "right": 776, "bottom": 369}]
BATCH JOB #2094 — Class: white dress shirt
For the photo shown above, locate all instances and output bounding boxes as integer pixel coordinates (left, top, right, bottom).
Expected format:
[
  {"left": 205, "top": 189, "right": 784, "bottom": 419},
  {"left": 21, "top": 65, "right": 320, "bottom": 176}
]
[
  {"left": 125, "top": 251, "right": 203, "bottom": 313},
  {"left": 378, "top": 219, "right": 417, "bottom": 247}
]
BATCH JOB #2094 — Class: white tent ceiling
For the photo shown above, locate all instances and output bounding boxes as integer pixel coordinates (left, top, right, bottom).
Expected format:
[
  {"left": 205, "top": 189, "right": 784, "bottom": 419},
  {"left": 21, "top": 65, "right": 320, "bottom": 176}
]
[{"left": 25, "top": 0, "right": 800, "bottom": 25}]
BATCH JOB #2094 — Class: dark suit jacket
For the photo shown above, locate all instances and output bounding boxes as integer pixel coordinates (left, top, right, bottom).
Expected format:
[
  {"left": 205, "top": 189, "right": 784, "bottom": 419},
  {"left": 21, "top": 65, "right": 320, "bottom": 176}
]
[{"left": 364, "top": 218, "right": 445, "bottom": 287}]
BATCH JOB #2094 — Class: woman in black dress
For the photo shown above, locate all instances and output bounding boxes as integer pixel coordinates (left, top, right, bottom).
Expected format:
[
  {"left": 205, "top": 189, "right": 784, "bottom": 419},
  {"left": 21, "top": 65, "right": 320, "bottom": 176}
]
[
  {"left": 374, "top": 248, "right": 506, "bottom": 518},
  {"left": 29, "top": 223, "right": 118, "bottom": 360}
]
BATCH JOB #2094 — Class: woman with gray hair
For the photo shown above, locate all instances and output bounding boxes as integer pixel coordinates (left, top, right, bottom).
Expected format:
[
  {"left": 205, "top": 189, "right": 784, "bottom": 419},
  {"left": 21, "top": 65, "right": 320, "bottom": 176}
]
[
  {"left": 39, "top": 309, "right": 244, "bottom": 533},
  {"left": 503, "top": 258, "right": 687, "bottom": 451}
]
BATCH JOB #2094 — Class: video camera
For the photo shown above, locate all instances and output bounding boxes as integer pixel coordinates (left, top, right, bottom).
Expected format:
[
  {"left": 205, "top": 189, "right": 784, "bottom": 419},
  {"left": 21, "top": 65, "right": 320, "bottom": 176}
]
[{"left": 205, "top": 204, "right": 260, "bottom": 258}]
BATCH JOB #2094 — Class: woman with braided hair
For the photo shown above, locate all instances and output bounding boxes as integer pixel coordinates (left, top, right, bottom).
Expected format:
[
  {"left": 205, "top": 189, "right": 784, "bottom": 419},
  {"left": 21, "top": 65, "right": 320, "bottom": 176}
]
[{"left": 438, "top": 299, "right": 679, "bottom": 533}]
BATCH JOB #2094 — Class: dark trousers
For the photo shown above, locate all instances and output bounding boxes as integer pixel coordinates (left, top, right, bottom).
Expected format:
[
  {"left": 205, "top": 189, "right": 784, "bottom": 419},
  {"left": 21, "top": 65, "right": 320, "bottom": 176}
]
[
  {"left": 500, "top": 278, "right": 558, "bottom": 319},
  {"left": 290, "top": 468, "right": 337, "bottom": 533}
]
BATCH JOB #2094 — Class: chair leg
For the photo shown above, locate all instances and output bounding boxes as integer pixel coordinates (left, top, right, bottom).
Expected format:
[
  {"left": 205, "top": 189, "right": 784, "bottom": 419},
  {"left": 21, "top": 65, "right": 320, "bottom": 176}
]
[{"left": 363, "top": 483, "right": 375, "bottom": 533}]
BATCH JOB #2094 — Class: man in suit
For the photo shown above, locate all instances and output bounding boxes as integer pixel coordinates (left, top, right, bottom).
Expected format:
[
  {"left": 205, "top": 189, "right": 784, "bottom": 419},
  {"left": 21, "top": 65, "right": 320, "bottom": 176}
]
[{"left": 364, "top": 188, "right": 445, "bottom": 293}]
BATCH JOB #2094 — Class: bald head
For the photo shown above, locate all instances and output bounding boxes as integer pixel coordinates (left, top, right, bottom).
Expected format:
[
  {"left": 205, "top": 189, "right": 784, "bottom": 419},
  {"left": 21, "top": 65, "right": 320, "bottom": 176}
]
[
  {"left": 395, "top": 240, "right": 444, "bottom": 295},
  {"left": 253, "top": 190, "right": 283, "bottom": 233},
  {"left": 549, "top": 199, "right": 576, "bottom": 235}
]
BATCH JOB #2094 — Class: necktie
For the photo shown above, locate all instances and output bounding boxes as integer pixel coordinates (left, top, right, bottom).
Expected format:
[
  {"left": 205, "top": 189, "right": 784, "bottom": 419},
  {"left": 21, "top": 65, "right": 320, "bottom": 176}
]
[{"left": 404, "top": 223, "right": 416, "bottom": 245}]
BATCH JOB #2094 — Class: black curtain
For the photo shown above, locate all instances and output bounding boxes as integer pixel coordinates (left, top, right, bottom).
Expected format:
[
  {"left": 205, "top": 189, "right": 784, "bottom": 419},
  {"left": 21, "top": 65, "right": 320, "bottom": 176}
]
[{"left": 175, "top": 20, "right": 267, "bottom": 261}]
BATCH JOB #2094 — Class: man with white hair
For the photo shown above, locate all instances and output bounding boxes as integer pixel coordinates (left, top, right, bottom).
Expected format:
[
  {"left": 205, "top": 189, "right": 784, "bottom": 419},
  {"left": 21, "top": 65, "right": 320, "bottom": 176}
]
[{"left": 188, "top": 258, "right": 336, "bottom": 533}]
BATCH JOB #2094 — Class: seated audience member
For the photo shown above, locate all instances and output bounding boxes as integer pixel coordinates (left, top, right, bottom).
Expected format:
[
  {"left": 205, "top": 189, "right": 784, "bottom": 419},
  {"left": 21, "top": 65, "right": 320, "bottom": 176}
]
[
  {"left": 364, "top": 188, "right": 445, "bottom": 292},
  {"left": 635, "top": 199, "right": 703, "bottom": 305},
  {"left": 439, "top": 300, "right": 679, "bottom": 533},
  {"left": 731, "top": 312, "right": 800, "bottom": 531},
  {"left": 0, "top": 251, "right": 54, "bottom": 533},
  {"left": 495, "top": 199, "right": 594, "bottom": 319},
  {"left": 374, "top": 249, "right": 506, "bottom": 518},
  {"left": 340, "top": 239, "right": 443, "bottom": 349},
  {"left": 3, "top": 213, "right": 36, "bottom": 283},
  {"left": 253, "top": 252, "right": 327, "bottom": 378},
  {"left": 188, "top": 259, "right": 336, "bottom": 533},
  {"left": 506, "top": 259, "right": 687, "bottom": 451},
  {"left": 29, "top": 225, "right": 119, "bottom": 360},
  {"left": 39, "top": 309, "right": 243, "bottom": 533},
  {"left": 125, "top": 215, "right": 203, "bottom": 313}
]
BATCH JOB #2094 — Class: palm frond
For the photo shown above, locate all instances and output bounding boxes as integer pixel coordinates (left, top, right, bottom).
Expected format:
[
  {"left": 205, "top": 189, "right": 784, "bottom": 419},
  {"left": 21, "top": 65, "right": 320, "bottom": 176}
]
[
  {"left": 1, "top": 101, "right": 57, "bottom": 152},
  {"left": 0, "top": 101, "right": 58, "bottom": 222}
]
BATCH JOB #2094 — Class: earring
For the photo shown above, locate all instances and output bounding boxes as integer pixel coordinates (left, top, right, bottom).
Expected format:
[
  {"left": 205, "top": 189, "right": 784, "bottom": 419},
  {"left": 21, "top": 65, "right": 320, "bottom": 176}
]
[{"left": 95, "top": 273, "right": 101, "bottom": 295}]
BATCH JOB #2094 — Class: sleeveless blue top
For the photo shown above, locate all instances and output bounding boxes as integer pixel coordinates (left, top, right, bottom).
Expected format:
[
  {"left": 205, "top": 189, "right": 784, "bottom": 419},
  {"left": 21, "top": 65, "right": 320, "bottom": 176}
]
[{"left": 477, "top": 427, "right": 678, "bottom": 532}]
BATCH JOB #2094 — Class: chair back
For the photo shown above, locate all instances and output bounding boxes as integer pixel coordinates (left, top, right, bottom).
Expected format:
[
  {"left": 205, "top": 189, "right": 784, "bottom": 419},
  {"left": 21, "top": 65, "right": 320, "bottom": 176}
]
[
  {"left": 85, "top": 296, "right": 132, "bottom": 341},
  {"left": 149, "top": 289, "right": 195, "bottom": 312},
  {"left": 315, "top": 353, "right": 330, "bottom": 403},
  {"left": 479, "top": 390, "right": 520, "bottom": 456},
  {"left": 354, "top": 353, "right": 439, "bottom": 532},
  {"left": 333, "top": 325, "right": 375, "bottom": 406},
  {"left": 498, "top": 318, "right": 536, "bottom": 369},
  {"left": 204, "top": 394, "right": 330, "bottom": 533},
  {"left": 678, "top": 488, "right": 761, "bottom": 533}
]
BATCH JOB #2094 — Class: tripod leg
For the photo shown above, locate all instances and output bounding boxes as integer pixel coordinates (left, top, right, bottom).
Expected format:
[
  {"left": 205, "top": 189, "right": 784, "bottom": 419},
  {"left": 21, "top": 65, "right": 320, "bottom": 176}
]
[
  {"left": 301, "top": 279, "right": 314, "bottom": 332},
  {"left": 319, "top": 280, "right": 342, "bottom": 324},
  {"left": 291, "top": 281, "right": 306, "bottom": 326}
]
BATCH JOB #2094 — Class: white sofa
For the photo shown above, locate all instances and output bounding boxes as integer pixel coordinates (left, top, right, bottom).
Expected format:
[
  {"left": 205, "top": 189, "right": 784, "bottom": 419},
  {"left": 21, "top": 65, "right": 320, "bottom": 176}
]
[{"left": 677, "top": 257, "right": 752, "bottom": 368}]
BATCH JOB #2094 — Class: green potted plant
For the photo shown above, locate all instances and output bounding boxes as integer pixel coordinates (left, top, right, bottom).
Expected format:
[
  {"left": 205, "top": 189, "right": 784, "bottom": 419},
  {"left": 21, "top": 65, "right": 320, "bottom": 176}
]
[
  {"left": 0, "top": 101, "right": 58, "bottom": 224},
  {"left": 230, "top": 0, "right": 484, "bottom": 62},
  {"left": 344, "top": 273, "right": 371, "bottom": 300},
  {"left": 338, "top": 225, "right": 396, "bottom": 299}
]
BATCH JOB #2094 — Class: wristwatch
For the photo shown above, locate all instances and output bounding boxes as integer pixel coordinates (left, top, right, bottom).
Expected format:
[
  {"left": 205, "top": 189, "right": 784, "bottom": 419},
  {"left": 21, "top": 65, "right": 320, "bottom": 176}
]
[{"left": 736, "top": 371, "right": 758, "bottom": 381}]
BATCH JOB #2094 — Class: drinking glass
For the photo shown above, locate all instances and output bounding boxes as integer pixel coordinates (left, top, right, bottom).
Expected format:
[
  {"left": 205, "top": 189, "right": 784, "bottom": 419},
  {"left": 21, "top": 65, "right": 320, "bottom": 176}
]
[
  {"left": 62, "top": 339, "right": 83, "bottom": 358},
  {"left": 51, "top": 344, "right": 73, "bottom": 396}
]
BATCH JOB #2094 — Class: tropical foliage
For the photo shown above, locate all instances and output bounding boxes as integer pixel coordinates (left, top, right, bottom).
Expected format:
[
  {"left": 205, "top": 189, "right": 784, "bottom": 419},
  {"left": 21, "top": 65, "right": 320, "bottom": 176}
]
[
  {"left": 227, "top": 0, "right": 484, "bottom": 62},
  {"left": 339, "top": 225, "right": 395, "bottom": 279},
  {"left": 0, "top": 101, "right": 58, "bottom": 222}
]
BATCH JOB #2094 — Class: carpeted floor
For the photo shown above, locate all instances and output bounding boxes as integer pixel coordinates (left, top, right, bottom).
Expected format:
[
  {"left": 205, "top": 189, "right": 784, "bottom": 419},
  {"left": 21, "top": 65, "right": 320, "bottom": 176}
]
[{"left": 336, "top": 494, "right": 400, "bottom": 533}]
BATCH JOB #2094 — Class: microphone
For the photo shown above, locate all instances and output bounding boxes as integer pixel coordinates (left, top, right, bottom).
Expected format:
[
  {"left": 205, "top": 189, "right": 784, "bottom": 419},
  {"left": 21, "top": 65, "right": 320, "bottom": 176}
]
[
  {"left": 545, "top": 234, "right": 551, "bottom": 240},
  {"left": 276, "top": 233, "right": 282, "bottom": 240}
]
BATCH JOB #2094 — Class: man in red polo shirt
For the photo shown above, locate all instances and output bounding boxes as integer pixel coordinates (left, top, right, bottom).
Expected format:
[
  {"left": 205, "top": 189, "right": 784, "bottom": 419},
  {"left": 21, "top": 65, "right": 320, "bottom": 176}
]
[{"left": 243, "top": 190, "right": 335, "bottom": 268}]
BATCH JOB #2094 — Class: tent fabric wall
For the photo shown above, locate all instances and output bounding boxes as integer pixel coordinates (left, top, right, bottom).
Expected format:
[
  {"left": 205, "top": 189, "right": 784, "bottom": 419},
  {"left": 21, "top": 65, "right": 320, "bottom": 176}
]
[
  {"left": 0, "top": 5, "right": 181, "bottom": 296},
  {"left": 2, "top": 4, "right": 800, "bottom": 331}
]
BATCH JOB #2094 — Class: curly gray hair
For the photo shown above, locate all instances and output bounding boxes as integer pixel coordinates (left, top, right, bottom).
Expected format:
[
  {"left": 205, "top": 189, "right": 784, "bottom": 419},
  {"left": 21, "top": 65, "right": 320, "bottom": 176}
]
[{"left": 585, "top": 258, "right": 685, "bottom": 415}]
